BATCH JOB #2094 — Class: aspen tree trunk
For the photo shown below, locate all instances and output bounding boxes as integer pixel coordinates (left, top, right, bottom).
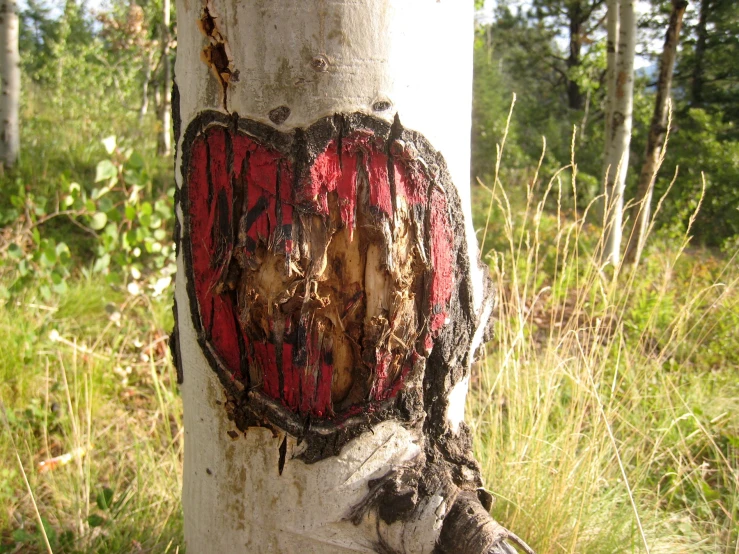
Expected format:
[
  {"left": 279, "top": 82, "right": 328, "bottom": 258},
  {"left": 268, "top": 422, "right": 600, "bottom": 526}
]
[
  {"left": 139, "top": 50, "right": 155, "bottom": 124},
  {"left": 157, "top": 0, "right": 171, "bottom": 156},
  {"left": 601, "top": 0, "right": 636, "bottom": 266},
  {"left": 0, "top": 0, "right": 20, "bottom": 170},
  {"left": 567, "top": 1, "right": 584, "bottom": 111},
  {"left": 603, "top": 0, "right": 619, "bottom": 160},
  {"left": 170, "top": 1, "right": 531, "bottom": 553},
  {"left": 624, "top": 0, "right": 687, "bottom": 266}
]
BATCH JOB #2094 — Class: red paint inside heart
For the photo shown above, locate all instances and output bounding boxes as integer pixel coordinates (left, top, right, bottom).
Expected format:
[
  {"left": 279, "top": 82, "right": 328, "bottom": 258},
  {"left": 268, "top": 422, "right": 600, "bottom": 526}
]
[{"left": 187, "top": 123, "right": 454, "bottom": 418}]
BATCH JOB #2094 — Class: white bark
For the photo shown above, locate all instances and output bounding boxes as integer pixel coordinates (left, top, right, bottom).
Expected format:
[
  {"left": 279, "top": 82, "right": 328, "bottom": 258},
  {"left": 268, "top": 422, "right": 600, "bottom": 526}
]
[
  {"left": 173, "top": 1, "right": 505, "bottom": 552},
  {"left": 158, "top": 0, "right": 171, "bottom": 156},
  {"left": 603, "top": 0, "right": 619, "bottom": 162},
  {"left": 139, "top": 49, "right": 155, "bottom": 124},
  {"left": 624, "top": 0, "right": 686, "bottom": 266},
  {"left": 0, "top": 0, "right": 20, "bottom": 169},
  {"left": 602, "top": 0, "right": 636, "bottom": 266}
]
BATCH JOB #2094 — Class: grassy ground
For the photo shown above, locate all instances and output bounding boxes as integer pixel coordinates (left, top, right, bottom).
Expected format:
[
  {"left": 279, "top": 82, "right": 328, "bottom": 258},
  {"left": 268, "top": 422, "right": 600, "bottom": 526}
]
[
  {"left": 1, "top": 85, "right": 184, "bottom": 553},
  {"left": 0, "top": 281, "right": 182, "bottom": 553},
  {"left": 1, "top": 95, "right": 738, "bottom": 552},
  {"left": 469, "top": 175, "right": 739, "bottom": 553}
]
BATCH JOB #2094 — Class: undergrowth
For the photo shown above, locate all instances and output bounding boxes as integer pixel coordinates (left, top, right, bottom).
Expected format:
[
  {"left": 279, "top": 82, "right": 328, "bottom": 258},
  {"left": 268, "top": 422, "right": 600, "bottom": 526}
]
[
  {"left": 0, "top": 281, "right": 182, "bottom": 553},
  {"left": 1, "top": 84, "right": 183, "bottom": 553},
  {"left": 0, "top": 93, "right": 737, "bottom": 553}
]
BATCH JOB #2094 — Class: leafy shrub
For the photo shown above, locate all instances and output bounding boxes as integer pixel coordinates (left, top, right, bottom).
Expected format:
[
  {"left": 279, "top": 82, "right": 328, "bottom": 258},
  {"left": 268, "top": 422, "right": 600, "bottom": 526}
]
[{"left": 0, "top": 136, "right": 175, "bottom": 302}]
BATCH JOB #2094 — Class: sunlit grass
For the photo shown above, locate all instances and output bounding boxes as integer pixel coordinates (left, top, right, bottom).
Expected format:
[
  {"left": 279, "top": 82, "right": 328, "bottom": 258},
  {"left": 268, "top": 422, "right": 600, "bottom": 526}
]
[
  {"left": 0, "top": 283, "right": 183, "bottom": 552},
  {"left": 470, "top": 112, "right": 739, "bottom": 553}
]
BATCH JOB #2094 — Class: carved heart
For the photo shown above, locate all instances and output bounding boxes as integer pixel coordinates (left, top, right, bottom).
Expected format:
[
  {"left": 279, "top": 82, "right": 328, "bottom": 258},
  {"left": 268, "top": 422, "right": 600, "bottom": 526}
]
[{"left": 182, "top": 112, "right": 454, "bottom": 422}]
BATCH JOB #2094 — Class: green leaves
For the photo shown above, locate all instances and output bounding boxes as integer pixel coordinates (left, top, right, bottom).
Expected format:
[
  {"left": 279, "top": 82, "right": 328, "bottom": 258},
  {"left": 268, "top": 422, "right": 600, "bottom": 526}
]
[
  {"left": 1, "top": 137, "right": 175, "bottom": 302},
  {"left": 93, "top": 253, "right": 110, "bottom": 273},
  {"left": 7, "top": 243, "right": 22, "bottom": 260},
  {"left": 89, "top": 211, "right": 108, "bottom": 230},
  {"left": 87, "top": 514, "right": 106, "bottom": 528},
  {"left": 96, "top": 487, "right": 115, "bottom": 510},
  {"left": 102, "top": 135, "right": 117, "bottom": 155},
  {"left": 95, "top": 159, "right": 117, "bottom": 183},
  {"left": 82, "top": 146, "right": 176, "bottom": 292}
]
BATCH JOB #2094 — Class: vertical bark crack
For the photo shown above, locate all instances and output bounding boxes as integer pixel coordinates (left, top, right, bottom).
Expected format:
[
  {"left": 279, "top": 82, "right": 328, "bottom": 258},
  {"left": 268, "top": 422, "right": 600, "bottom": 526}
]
[{"left": 197, "top": 3, "right": 236, "bottom": 110}]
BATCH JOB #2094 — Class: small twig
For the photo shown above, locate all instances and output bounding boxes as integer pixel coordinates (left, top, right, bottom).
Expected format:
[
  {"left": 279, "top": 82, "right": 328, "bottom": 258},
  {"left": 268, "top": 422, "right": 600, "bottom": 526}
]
[{"left": 49, "top": 330, "right": 112, "bottom": 361}]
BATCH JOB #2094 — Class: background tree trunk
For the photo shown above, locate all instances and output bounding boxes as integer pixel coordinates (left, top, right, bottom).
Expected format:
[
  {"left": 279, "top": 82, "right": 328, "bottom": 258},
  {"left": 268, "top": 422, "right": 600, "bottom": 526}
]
[
  {"left": 567, "top": 1, "right": 585, "bottom": 110},
  {"left": 171, "top": 1, "right": 526, "bottom": 553},
  {"left": 139, "top": 49, "right": 155, "bottom": 124},
  {"left": 157, "top": 0, "right": 171, "bottom": 157},
  {"left": 624, "top": 0, "right": 687, "bottom": 266},
  {"left": 0, "top": 0, "right": 20, "bottom": 170},
  {"left": 601, "top": 0, "right": 636, "bottom": 266},
  {"left": 690, "top": 0, "right": 709, "bottom": 107},
  {"left": 603, "top": 0, "right": 619, "bottom": 164}
]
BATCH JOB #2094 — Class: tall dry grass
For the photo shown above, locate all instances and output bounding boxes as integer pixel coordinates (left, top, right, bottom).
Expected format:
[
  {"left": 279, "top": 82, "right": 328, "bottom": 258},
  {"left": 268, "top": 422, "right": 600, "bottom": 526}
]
[
  {"left": 0, "top": 282, "right": 183, "bottom": 552},
  {"left": 470, "top": 100, "right": 739, "bottom": 553}
]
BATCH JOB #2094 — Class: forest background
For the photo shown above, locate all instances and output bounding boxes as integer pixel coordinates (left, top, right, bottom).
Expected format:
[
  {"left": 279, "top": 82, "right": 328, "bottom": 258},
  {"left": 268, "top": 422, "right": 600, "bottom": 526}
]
[{"left": 0, "top": 0, "right": 737, "bottom": 552}]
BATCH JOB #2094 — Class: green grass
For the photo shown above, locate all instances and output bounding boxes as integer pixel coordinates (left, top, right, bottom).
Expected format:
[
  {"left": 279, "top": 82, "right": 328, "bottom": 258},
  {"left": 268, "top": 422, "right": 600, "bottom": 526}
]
[
  {"left": 1, "top": 78, "right": 183, "bottom": 552},
  {"left": 0, "top": 281, "right": 182, "bottom": 553},
  {"left": 469, "top": 128, "right": 739, "bottom": 552}
]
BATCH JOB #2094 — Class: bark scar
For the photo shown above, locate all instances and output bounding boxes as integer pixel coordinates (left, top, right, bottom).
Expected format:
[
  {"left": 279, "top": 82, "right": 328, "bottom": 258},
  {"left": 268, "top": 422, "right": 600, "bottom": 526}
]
[
  {"left": 278, "top": 434, "right": 288, "bottom": 475},
  {"left": 198, "top": 2, "right": 237, "bottom": 110},
  {"left": 180, "top": 111, "right": 488, "bottom": 465}
]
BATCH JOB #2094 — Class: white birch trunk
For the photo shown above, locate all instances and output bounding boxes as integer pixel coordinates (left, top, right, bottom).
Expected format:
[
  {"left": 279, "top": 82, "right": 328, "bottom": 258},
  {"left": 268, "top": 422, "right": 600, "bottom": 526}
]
[
  {"left": 603, "top": 0, "right": 619, "bottom": 165},
  {"left": 158, "top": 0, "right": 171, "bottom": 156},
  {"left": 170, "top": 1, "right": 527, "bottom": 553},
  {"left": 602, "top": 0, "right": 636, "bottom": 266},
  {"left": 0, "top": 0, "right": 20, "bottom": 169},
  {"left": 139, "top": 49, "right": 155, "bottom": 124},
  {"left": 624, "top": 0, "right": 687, "bottom": 266}
]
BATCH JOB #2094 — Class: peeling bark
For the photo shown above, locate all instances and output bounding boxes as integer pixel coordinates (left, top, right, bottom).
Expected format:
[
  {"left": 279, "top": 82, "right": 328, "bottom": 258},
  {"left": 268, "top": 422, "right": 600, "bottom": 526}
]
[
  {"left": 182, "top": 111, "right": 473, "bottom": 462},
  {"left": 197, "top": 1, "right": 236, "bottom": 110}
]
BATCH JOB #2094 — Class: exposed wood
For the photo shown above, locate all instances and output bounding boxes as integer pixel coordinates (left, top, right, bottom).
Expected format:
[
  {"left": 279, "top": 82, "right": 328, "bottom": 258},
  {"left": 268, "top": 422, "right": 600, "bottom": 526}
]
[
  {"left": 624, "top": 0, "right": 687, "bottom": 266},
  {"left": 184, "top": 112, "right": 456, "bottom": 429}
]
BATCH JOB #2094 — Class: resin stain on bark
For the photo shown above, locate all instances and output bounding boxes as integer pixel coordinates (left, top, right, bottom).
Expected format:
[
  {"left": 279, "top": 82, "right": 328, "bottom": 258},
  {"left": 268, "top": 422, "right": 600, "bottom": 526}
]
[
  {"left": 197, "top": 2, "right": 236, "bottom": 110},
  {"left": 181, "top": 112, "right": 463, "bottom": 459}
]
